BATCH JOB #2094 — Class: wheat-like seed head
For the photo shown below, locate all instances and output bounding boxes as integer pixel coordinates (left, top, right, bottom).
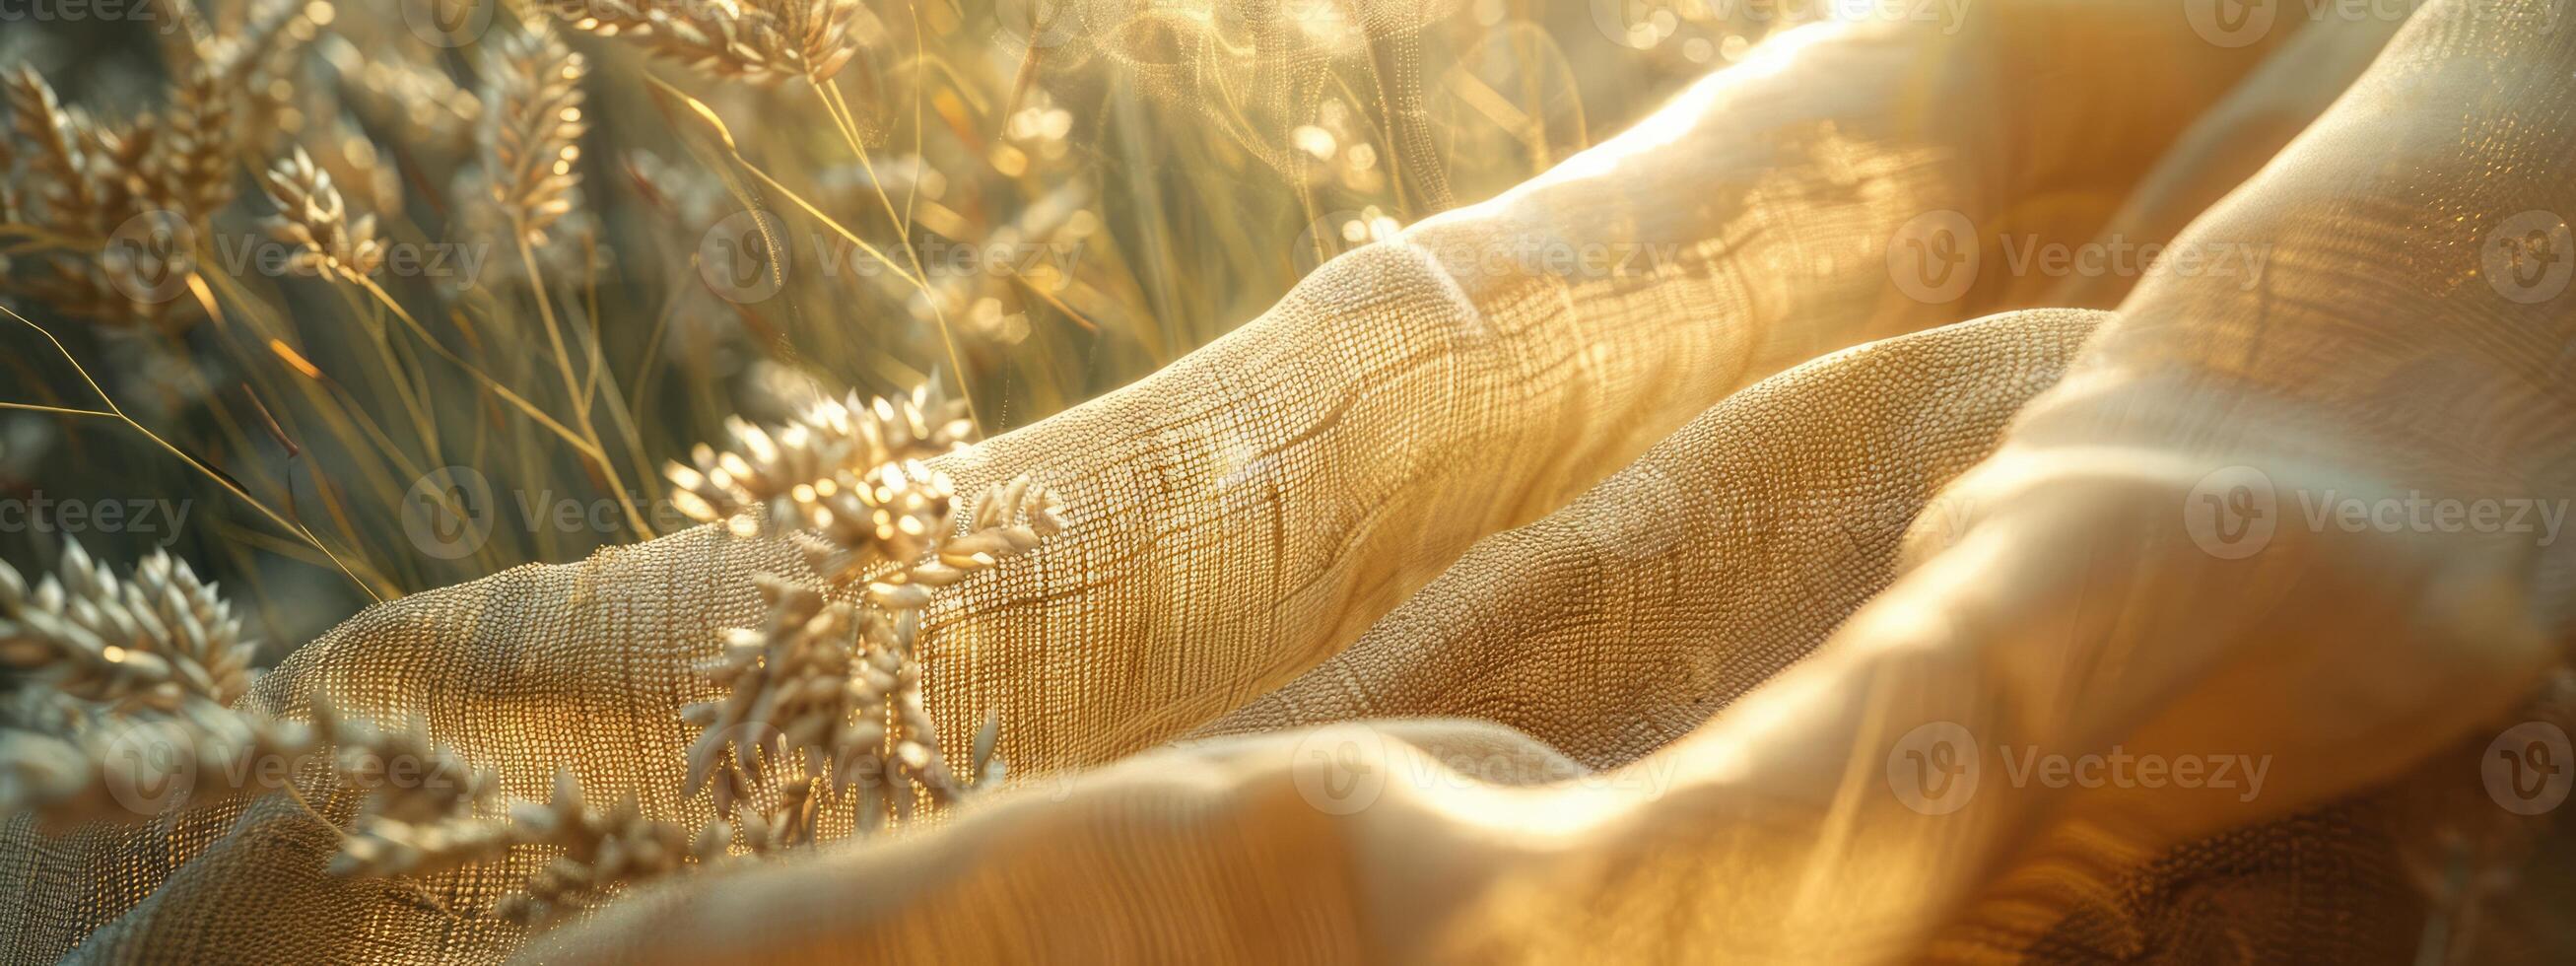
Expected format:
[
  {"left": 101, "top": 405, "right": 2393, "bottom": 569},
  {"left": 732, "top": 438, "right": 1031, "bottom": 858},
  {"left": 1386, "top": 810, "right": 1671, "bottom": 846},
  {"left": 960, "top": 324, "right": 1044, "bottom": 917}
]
[
  {"left": 664, "top": 386, "right": 975, "bottom": 553},
  {"left": 122, "top": 551, "right": 260, "bottom": 706},
  {"left": 3, "top": 67, "right": 99, "bottom": 236},
  {"left": 548, "top": 0, "right": 872, "bottom": 85},
  {"left": 755, "top": 0, "right": 871, "bottom": 83},
  {"left": 802, "top": 460, "right": 957, "bottom": 586},
  {"left": 0, "top": 92, "right": 205, "bottom": 329},
  {"left": 260, "top": 147, "right": 388, "bottom": 276},
  {"left": 313, "top": 698, "right": 732, "bottom": 924},
  {"left": 0, "top": 112, "right": 18, "bottom": 224},
  {"left": 496, "top": 768, "right": 732, "bottom": 928},
  {"left": 0, "top": 543, "right": 261, "bottom": 714},
  {"left": 483, "top": 21, "right": 589, "bottom": 246},
  {"left": 668, "top": 380, "right": 1056, "bottom": 836},
  {"left": 150, "top": 63, "right": 239, "bottom": 221},
  {"left": 82, "top": 120, "right": 162, "bottom": 234},
  {"left": 680, "top": 576, "right": 881, "bottom": 805},
  {"left": 868, "top": 474, "right": 1067, "bottom": 605},
  {"left": 201, "top": 0, "right": 328, "bottom": 150},
  {"left": 4, "top": 38, "right": 311, "bottom": 329},
  {"left": 308, "top": 693, "right": 531, "bottom": 878},
  {"left": 310, "top": 695, "right": 500, "bottom": 825},
  {"left": 0, "top": 546, "right": 302, "bottom": 830},
  {"left": 0, "top": 705, "right": 314, "bottom": 831},
  {"left": 322, "top": 37, "right": 482, "bottom": 161}
]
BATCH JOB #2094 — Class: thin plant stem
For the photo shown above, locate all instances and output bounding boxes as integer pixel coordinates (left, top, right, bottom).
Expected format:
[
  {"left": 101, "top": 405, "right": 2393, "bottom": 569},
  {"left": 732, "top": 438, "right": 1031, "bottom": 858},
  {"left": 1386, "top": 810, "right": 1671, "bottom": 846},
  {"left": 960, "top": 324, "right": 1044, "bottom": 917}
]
[
  {"left": 512, "top": 226, "right": 655, "bottom": 540},
  {"left": 812, "top": 74, "right": 982, "bottom": 435},
  {"left": 1, "top": 304, "right": 382, "bottom": 602}
]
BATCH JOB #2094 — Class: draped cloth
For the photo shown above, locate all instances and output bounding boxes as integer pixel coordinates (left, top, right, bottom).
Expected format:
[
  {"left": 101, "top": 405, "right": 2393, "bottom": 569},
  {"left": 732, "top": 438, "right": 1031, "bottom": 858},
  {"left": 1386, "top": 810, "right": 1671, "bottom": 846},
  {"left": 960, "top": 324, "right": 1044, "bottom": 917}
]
[{"left": 10, "top": 0, "right": 2576, "bottom": 961}]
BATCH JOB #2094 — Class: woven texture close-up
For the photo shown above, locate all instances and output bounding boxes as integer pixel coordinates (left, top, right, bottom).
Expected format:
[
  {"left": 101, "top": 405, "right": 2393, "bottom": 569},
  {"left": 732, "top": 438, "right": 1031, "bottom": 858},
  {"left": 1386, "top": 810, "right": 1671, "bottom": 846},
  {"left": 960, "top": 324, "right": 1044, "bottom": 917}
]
[{"left": 6, "top": 0, "right": 2576, "bottom": 962}]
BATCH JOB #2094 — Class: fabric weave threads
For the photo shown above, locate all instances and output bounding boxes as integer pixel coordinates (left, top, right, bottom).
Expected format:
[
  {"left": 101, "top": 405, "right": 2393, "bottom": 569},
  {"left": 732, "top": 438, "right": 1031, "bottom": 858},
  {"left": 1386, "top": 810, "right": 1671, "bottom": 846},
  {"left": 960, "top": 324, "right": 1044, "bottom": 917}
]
[{"left": 10, "top": 1, "right": 2576, "bottom": 961}]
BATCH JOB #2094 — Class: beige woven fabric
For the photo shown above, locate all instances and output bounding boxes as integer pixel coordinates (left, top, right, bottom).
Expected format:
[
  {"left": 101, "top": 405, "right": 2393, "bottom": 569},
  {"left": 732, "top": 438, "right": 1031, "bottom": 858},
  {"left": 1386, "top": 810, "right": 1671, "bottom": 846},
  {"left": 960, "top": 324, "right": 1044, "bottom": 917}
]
[
  {"left": 1198, "top": 310, "right": 2109, "bottom": 767},
  {"left": 10, "top": 0, "right": 2576, "bottom": 961}
]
